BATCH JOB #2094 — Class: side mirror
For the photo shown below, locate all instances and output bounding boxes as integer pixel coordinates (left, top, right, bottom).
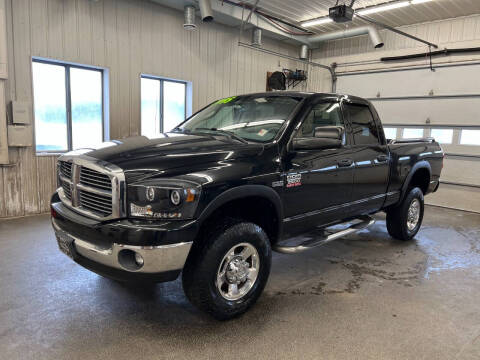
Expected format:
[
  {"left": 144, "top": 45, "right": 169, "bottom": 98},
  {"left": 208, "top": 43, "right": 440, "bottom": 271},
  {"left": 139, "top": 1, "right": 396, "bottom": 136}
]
[{"left": 291, "top": 126, "right": 343, "bottom": 151}]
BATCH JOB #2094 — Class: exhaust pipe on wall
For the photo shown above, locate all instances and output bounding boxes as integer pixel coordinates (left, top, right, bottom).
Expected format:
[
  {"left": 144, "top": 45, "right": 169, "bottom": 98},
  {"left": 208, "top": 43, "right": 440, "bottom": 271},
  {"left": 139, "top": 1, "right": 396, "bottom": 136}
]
[
  {"left": 301, "top": 25, "right": 384, "bottom": 49},
  {"left": 252, "top": 28, "right": 262, "bottom": 47},
  {"left": 299, "top": 44, "right": 309, "bottom": 60},
  {"left": 183, "top": 5, "right": 196, "bottom": 30},
  {"left": 199, "top": 0, "right": 213, "bottom": 22}
]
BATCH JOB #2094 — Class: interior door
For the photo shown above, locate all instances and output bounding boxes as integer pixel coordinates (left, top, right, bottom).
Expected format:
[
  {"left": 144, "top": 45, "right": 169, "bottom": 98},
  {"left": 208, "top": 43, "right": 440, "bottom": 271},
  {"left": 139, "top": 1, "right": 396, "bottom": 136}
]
[
  {"left": 282, "top": 100, "right": 355, "bottom": 235},
  {"left": 343, "top": 102, "right": 389, "bottom": 216}
]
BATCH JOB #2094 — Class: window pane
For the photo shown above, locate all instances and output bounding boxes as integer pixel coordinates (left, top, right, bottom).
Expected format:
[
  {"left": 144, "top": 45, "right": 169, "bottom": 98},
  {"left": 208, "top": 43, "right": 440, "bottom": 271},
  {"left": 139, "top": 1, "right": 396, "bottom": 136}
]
[
  {"left": 460, "top": 130, "right": 480, "bottom": 145},
  {"left": 403, "top": 128, "right": 424, "bottom": 139},
  {"left": 383, "top": 127, "right": 397, "bottom": 140},
  {"left": 32, "top": 62, "right": 68, "bottom": 151},
  {"left": 163, "top": 81, "right": 186, "bottom": 132},
  {"left": 141, "top": 78, "right": 161, "bottom": 136},
  {"left": 345, "top": 104, "right": 380, "bottom": 145},
  {"left": 431, "top": 129, "right": 453, "bottom": 144},
  {"left": 70, "top": 68, "right": 103, "bottom": 149},
  {"left": 296, "top": 103, "right": 345, "bottom": 143}
]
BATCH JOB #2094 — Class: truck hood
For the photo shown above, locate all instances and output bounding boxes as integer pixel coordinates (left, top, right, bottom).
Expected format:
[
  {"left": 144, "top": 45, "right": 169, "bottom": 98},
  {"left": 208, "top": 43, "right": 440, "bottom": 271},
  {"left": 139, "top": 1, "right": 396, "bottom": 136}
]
[{"left": 67, "top": 133, "right": 264, "bottom": 178}]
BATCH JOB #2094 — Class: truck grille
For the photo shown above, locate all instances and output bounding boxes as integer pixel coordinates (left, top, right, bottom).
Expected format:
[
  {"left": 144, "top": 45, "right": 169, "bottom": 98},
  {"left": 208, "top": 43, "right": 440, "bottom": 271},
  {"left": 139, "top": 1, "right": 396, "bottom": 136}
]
[
  {"left": 80, "top": 167, "right": 112, "bottom": 191},
  {"left": 62, "top": 182, "right": 72, "bottom": 201},
  {"left": 59, "top": 161, "right": 72, "bottom": 179},
  {"left": 57, "top": 158, "right": 125, "bottom": 220},
  {"left": 79, "top": 190, "right": 112, "bottom": 216}
]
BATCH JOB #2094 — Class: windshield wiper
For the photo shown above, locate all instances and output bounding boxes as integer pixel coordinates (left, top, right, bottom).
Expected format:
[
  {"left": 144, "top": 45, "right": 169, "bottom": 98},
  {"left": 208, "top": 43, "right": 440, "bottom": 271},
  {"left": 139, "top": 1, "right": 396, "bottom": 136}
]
[{"left": 192, "top": 128, "right": 248, "bottom": 144}]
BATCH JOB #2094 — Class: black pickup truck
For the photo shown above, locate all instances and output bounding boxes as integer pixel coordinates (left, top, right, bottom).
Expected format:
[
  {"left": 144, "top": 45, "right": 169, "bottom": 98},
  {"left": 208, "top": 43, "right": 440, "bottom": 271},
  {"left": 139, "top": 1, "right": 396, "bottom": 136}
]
[{"left": 51, "top": 92, "right": 443, "bottom": 319}]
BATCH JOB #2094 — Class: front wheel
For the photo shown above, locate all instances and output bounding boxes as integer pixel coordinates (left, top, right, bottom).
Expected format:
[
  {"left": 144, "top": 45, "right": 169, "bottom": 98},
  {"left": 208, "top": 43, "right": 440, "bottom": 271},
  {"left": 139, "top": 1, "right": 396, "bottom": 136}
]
[
  {"left": 182, "top": 220, "right": 271, "bottom": 320},
  {"left": 386, "top": 187, "right": 424, "bottom": 241}
]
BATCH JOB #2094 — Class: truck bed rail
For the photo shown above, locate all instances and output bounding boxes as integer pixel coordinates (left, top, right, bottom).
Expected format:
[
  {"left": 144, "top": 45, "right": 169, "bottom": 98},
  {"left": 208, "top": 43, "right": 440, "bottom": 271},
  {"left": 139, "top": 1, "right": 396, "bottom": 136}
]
[{"left": 389, "top": 137, "right": 435, "bottom": 145}]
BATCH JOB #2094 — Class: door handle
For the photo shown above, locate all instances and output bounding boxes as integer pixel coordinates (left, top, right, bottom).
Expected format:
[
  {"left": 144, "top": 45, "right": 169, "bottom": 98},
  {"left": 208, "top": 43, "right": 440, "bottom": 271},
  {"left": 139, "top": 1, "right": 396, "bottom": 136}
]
[
  {"left": 376, "top": 154, "right": 389, "bottom": 163},
  {"left": 338, "top": 159, "right": 353, "bottom": 167}
]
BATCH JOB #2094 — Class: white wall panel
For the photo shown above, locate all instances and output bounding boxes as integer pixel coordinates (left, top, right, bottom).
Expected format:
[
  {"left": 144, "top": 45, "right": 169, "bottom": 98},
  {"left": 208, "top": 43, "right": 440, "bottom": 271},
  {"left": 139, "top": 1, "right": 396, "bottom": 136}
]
[
  {"left": 369, "top": 98, "right": 480, "bottom": 126},
  {"left": 337, "top": 63, "right": 480, "bottom": 98}
]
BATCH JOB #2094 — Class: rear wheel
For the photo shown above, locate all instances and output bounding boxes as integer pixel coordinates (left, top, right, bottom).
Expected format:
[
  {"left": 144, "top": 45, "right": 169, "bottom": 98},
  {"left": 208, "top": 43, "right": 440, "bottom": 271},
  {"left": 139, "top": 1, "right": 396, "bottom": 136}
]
[
  {"left": 386, "top": 187, "right": 424, "bottom": 241},
  {"left": 182, "top": 220, "right": 271, "bottom": 320}
]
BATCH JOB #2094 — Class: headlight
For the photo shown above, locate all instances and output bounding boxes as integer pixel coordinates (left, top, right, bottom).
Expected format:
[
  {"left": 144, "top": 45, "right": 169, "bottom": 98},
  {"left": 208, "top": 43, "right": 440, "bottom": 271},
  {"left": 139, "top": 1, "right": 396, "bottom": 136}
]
[{"left": 127, "top": 179, "right": 201, "bottom": 219}]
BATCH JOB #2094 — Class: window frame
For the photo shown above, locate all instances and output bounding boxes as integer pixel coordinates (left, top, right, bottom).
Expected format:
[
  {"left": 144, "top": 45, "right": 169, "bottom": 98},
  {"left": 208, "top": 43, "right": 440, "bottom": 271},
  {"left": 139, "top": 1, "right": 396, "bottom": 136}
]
[
  {"left": 141, "top": 74, "right": 188, "bottom": 134},
  {"left": 460, "top": 129, "right": 480, "bottom": 146},
  {"left": 291, "top": 100, "right": 348, "bottom": 147},
  {"left": 343, "top": 102, "right": 382, "bottom": 147},
  {"left": 32, "top": 58, "right": 106, "bottom": 154},
  {"left": 402, "top": 127, "right": 425, "bottom": 139}
]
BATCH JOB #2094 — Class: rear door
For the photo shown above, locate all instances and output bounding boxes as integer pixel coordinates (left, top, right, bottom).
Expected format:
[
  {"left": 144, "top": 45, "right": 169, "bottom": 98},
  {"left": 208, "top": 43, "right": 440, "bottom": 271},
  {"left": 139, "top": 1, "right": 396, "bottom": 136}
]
[
  {"left": 343, "top": 101, "right": 389, "bottom": 216},
  {"left": 282, "top": 99, "right": 355, "bottom": 235}
]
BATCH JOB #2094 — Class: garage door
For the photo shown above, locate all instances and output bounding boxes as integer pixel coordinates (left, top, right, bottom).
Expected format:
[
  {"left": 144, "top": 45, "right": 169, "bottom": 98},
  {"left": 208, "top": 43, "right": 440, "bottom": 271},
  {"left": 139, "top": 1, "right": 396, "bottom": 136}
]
[{"left": 336, "top": 62, "right": 480, "bottom": 213}]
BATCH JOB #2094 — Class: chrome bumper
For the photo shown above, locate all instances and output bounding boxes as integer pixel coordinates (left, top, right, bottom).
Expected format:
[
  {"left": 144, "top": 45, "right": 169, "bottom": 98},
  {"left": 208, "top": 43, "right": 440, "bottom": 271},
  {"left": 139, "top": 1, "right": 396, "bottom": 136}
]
[{"left": 52, "top": 219, "right": 192, "bottom": 274}]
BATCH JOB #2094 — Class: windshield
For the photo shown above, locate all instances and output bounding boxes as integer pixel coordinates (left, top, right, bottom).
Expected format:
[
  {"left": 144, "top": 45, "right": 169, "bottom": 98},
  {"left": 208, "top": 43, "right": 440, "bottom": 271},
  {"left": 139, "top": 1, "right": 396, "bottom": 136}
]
[{"left": 173, "top": 95, "right": 302, "bottom": 143}]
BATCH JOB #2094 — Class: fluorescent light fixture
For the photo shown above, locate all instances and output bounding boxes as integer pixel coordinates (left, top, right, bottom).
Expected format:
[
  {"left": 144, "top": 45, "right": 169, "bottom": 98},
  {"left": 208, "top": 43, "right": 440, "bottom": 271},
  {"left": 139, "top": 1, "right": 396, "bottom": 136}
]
[
  {"left": 301, "top": 17, "right": 333, "bottom": 27},
  {"left": 357, "top": 1, "right": 410, "bottom": 15},
  {"left": 411, "top": 0, "right": 433, "bottom": 4}
]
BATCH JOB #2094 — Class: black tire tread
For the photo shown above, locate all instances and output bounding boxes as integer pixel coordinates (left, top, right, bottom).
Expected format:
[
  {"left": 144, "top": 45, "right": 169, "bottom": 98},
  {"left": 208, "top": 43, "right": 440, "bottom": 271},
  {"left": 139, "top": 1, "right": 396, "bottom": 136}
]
[
  {"left": 386, "top": 187, "right": 424, "bottom": 241},
  {"left": 182, "top": 218, "right": 271, "bottom": 320}
]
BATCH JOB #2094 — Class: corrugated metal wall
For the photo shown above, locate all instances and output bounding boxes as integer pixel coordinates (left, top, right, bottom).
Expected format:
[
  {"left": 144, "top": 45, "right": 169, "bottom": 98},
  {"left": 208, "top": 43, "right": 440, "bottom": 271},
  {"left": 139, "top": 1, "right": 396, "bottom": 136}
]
[{"left": 0, "top": 0, "right": 330, "bottom": 218}]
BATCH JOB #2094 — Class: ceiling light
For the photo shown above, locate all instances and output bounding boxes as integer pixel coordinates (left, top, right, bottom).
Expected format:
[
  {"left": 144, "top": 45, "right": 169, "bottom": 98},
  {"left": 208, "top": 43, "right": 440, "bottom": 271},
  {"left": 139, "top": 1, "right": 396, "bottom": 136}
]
[
  {"left": 301, "top": 17, "right": 333, "bottom": 27},
  {"left": 411, "top": 0, "right": 433, "bottom": 4},
  {"left": 357, "top": 1, "right": 410, "bottom": 16}
]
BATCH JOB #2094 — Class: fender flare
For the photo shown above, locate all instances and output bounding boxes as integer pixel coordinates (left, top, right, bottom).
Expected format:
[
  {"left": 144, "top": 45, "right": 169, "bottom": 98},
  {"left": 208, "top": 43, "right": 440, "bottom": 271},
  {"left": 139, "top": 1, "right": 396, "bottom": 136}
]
[
  {"left": 400, "top": 160, "right": 431, "bottom": 202},
  {"left": 197, "top": 185, "right": 284, "bottom": 238}
]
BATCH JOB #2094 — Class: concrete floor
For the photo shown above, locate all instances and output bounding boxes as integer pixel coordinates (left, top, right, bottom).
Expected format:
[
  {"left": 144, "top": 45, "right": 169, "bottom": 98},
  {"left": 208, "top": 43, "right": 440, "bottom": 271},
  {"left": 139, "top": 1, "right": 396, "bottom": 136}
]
[{"left": 0, "top": 206, "right": 479, "bottom": 360}]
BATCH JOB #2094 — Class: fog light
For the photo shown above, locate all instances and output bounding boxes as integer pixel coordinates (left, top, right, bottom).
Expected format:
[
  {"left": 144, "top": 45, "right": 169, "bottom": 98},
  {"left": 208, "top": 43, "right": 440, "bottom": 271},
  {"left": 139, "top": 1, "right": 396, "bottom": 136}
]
[{"left": 134, "top": 253, "right": 144, "bottom": 266}]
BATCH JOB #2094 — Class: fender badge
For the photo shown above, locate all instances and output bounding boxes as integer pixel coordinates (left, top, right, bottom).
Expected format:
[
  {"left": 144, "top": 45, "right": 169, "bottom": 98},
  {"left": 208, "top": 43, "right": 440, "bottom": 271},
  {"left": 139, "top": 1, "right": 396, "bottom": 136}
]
[
  {"left": 272, "top": 180, "right": 283, "bottom": 188},
  {"left": 286, "top": 173, "right": 302, "bottom": 188}
]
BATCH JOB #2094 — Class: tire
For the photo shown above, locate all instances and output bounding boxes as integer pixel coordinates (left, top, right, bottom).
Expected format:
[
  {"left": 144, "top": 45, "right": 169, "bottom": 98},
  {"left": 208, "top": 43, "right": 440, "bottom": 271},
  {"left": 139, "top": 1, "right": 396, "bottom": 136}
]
[
  {"left": 182, "top": 219, "right": 272, "bottom": 320},
  {"left": 386, "top": 187, "right": 424, "bottom": 241}
]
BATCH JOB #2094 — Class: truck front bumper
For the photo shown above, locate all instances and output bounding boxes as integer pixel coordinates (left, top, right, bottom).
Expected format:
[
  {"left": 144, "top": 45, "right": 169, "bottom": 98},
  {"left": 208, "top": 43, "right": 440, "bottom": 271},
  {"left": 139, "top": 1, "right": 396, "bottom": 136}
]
[{"left": 51, "top": 200, "right": 196, "bottom": 283}]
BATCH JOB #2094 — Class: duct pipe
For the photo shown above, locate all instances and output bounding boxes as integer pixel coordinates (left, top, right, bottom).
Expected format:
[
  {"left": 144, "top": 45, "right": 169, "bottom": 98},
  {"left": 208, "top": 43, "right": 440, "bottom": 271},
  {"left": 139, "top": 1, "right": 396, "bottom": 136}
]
[
  {"left": 183, "top": 5, "right": 196, "bottom": 30},
  {"left": 299, "top": 44, "right": 309, "bottom": 60},
  {"left": 252, "top": 28, "right": 262, "bottom": 47},
  {"left": 199, "top": 0, "right": 213, "bottom": 22},
  {"left": 295, "top": 26, "right": 384, "bottom": 49}
]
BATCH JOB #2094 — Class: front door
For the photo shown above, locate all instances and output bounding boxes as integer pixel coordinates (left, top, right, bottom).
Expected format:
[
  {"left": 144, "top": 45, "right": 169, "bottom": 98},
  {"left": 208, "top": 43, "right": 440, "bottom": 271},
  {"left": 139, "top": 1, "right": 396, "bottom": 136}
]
[{"left": 282, "top": 100, "right": 355, "bottom": 236}]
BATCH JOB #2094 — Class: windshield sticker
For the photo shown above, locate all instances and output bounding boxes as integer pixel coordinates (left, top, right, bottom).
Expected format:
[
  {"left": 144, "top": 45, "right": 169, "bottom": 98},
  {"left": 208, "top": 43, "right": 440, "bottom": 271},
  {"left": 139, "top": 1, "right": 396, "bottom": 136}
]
[
  {"left": 257, "top": 129, "right": 268, "bottom": 137},
  {"left": 216, "top": 96, "right": 236, "bottom": 104},
  {"left": 286, "top": 173, "right": 302, "bottom": 188}
]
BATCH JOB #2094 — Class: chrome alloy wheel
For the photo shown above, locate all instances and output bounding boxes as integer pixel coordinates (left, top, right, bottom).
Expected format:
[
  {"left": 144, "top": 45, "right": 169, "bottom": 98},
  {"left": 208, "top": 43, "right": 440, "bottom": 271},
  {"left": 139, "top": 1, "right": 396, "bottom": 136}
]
[
  {"left": 216, "top": 243, "right": 260, "bottom": 301},
  {"left": 407, "top": 198, "right": 421, "bottom": 231}
]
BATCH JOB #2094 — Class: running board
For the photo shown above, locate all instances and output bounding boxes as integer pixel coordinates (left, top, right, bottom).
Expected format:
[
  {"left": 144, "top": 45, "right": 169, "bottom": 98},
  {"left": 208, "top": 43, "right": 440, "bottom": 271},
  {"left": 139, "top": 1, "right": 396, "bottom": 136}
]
[{"left": 273, "top": 216, "right": 375, "bottom": 254}]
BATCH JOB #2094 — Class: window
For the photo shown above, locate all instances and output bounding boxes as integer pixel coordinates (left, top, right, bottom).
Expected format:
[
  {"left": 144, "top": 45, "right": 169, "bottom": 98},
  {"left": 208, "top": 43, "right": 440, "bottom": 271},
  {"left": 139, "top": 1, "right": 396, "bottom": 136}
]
[
  {"left": 403, "top": 128, "right": 424, "bottom": 139},
  {"left": 32, "top": 60, "right": 104, "bottom": 152},
  {"left": 176, "top": 95, "right": 301, "bottom": 143},
  {"left": 344, "top": 104, "right": 380, "bottom": 145},
  {"left": 460, "top": 130, "right": 480, "bottom": 146},
  {"left": 296, "top": 102, "right": 344, "bottom": 143},
  {"left": 383, "top": 127, "right": 397, "bottom": 140},
  {"left": 431, "top": 129, "right": 453, "bottom": 144},
  {"left": 141, "top": 76, "right": 187, "bottom": 136}
]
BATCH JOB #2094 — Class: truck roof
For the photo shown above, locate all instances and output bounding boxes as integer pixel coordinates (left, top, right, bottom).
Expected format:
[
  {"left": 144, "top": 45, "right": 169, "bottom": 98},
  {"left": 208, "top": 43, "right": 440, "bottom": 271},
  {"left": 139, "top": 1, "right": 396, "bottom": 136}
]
[{"left": 234, "top": 91, "right": 369, "bottom": 105}]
